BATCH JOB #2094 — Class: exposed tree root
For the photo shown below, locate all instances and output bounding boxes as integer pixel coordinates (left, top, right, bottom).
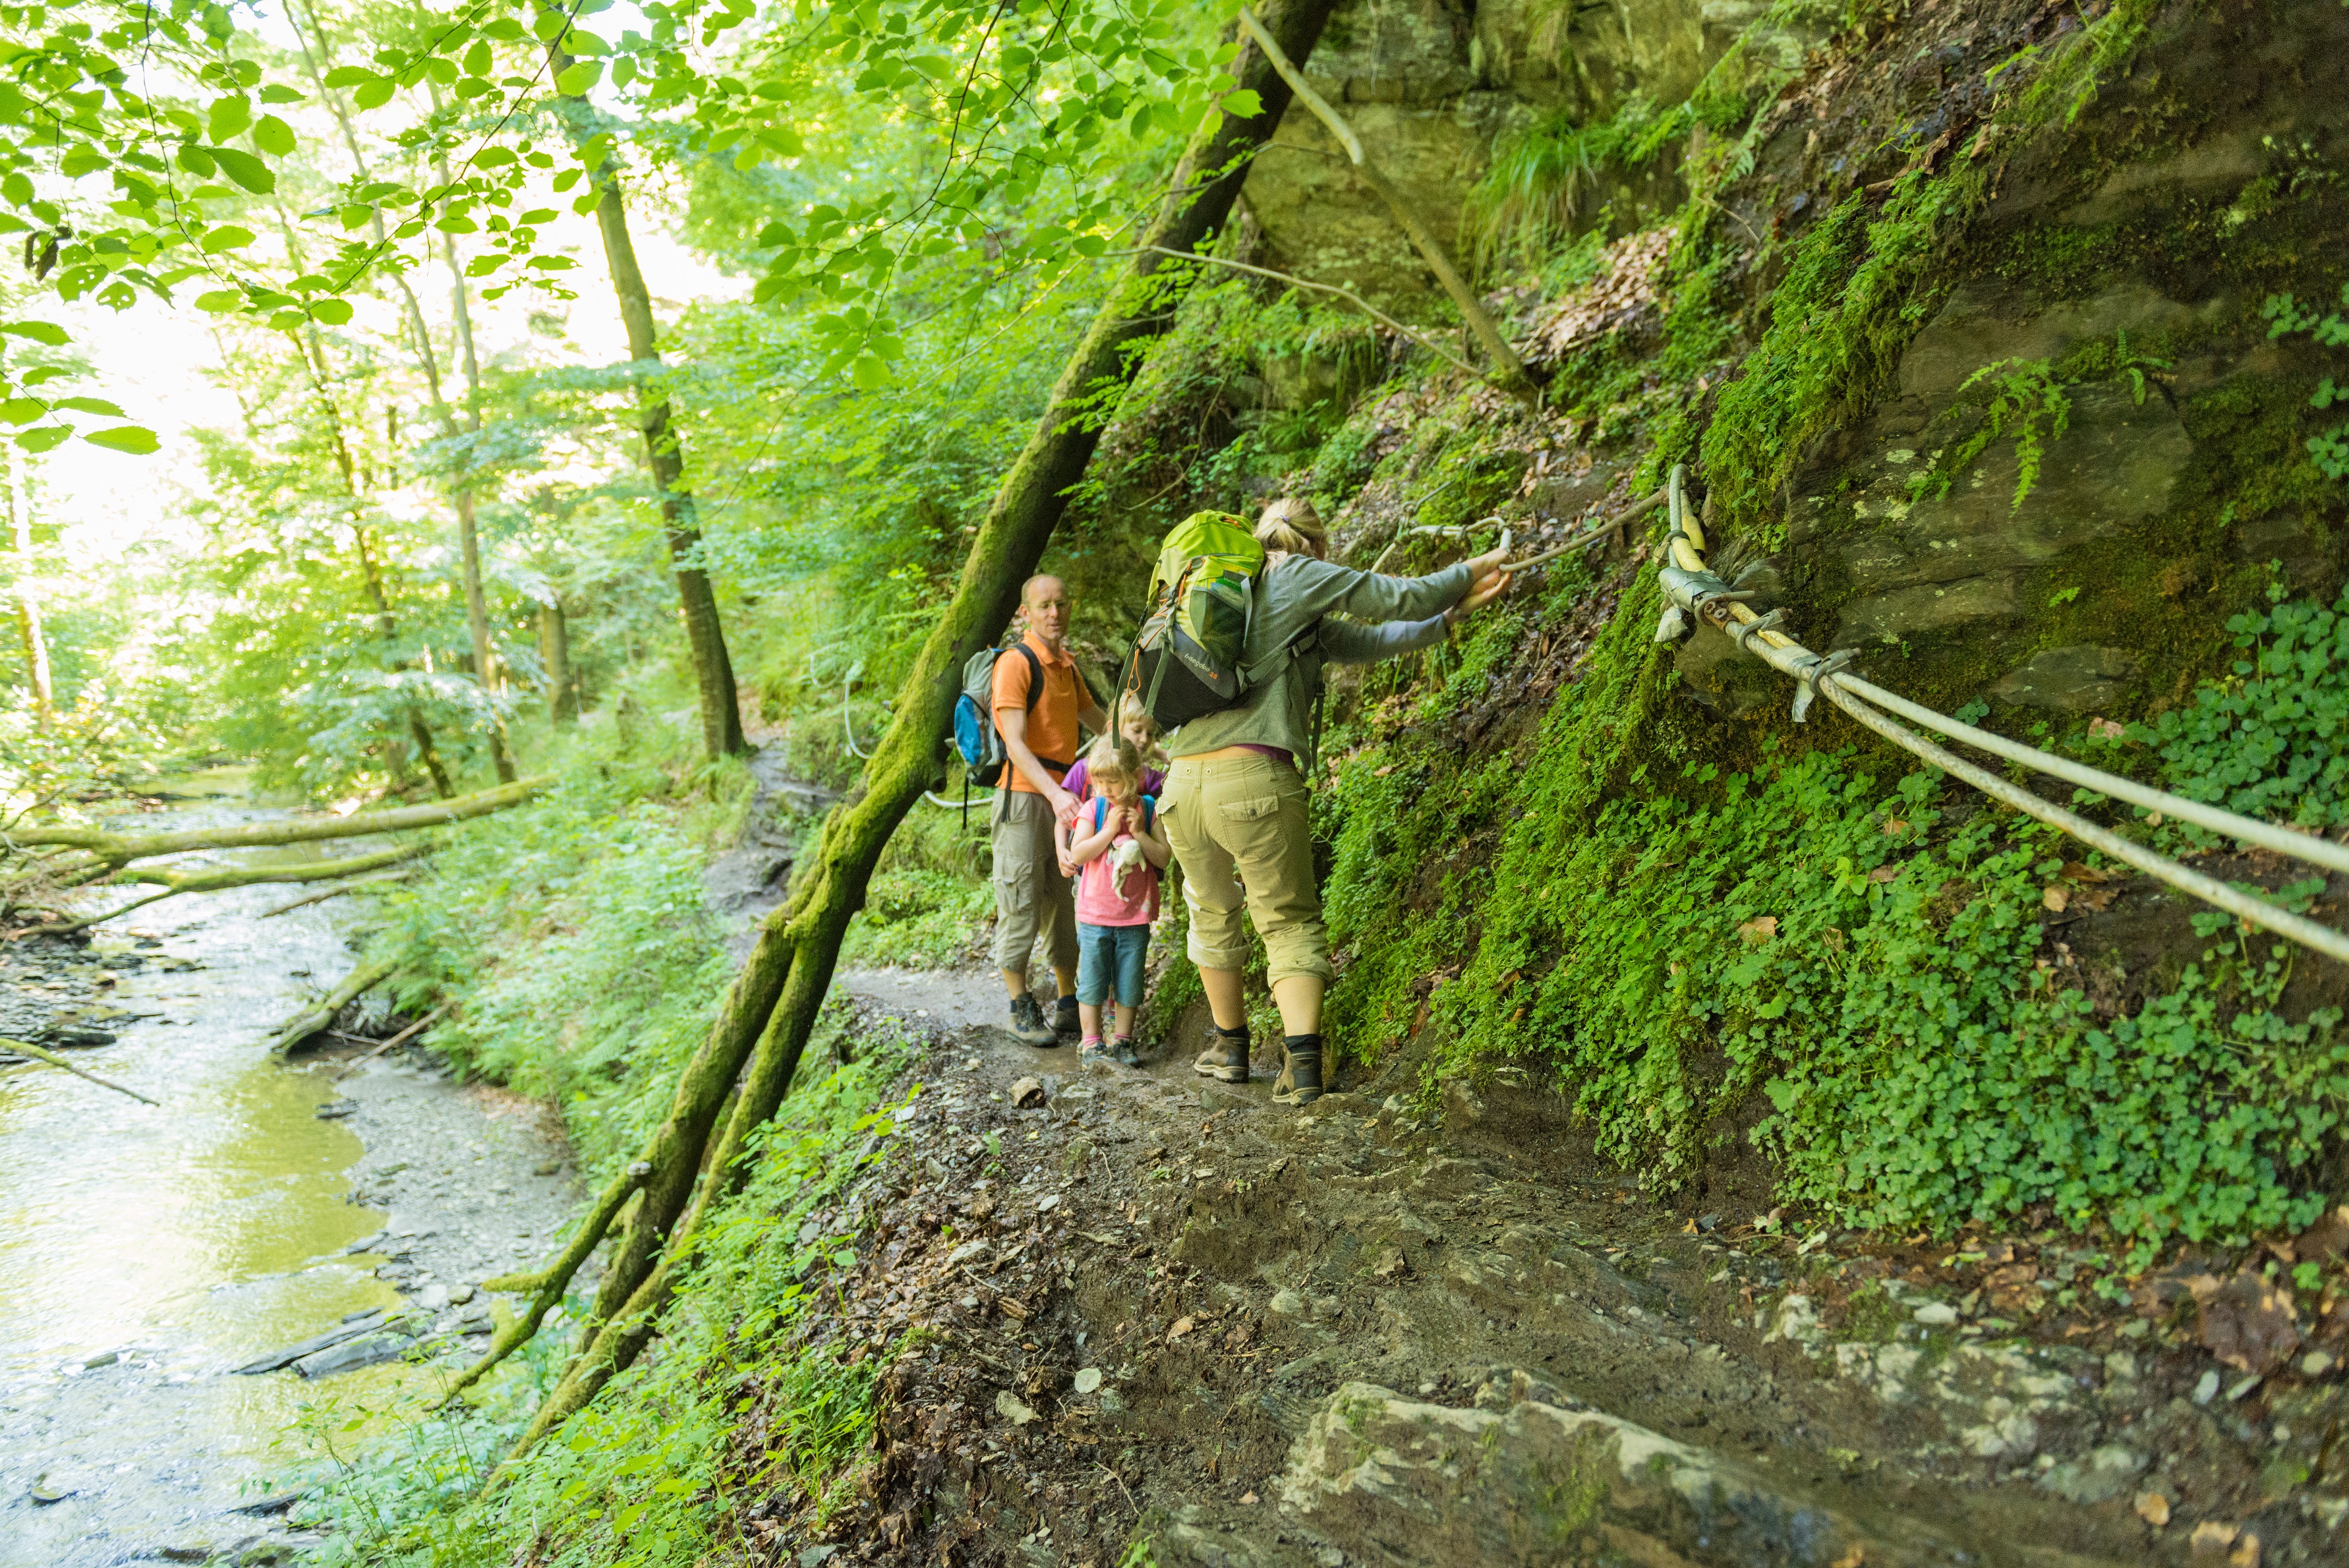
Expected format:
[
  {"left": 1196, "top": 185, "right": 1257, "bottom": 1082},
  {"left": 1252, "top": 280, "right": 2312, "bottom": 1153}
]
[
  {"left": 0, "top": 1035, "right": 160, "bottom": 1105},
  {"left": 455, "top": 0, "right": 1348, "bottom": 1464},
  {"left": 436, "top": 1157, "right": 656, "bottom": 1407},
  {"left": 268, "top": 957, "right": 398, "bottom": 1056},
  {"left": 332, "top": 1003, "right": 449, "bottom": 1078}
]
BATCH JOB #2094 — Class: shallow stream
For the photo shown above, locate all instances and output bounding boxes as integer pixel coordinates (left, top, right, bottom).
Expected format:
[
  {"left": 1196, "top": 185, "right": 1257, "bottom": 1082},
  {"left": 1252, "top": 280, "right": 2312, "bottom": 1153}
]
[{"left": 0, "top": 777, "right": 566, "bottom": 1567}]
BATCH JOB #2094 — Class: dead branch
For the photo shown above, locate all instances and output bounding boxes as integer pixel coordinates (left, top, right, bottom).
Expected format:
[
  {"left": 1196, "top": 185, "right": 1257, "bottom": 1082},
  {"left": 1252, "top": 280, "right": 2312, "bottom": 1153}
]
[
  {"left": 8, "top": 775, "right": 550, "bottom": 869},
  {"left": 18, "top": 846, "right": 430, "bottom": 937},
  {"left": 0, "top": 1035, "right": 160, "bottom": 1105},
  {"left": 262, "top": 869, "right": 417, "bottom": 918},
  {"left": 1234, "top": 5, "right": 1536, "bottom": 406},
  {"left": 268, "top": 957, "right": 397, "bottom": 1056}
]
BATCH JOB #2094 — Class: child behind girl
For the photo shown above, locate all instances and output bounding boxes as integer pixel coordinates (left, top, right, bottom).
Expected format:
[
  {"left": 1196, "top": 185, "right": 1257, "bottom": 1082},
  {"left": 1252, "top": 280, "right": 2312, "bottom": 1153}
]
[
  {"left": 1058, "top": 703, "right": 1165, "bottom": 813},
  {"left": 1063, "top": 726, "right": 1170, "bottom": 1068}
]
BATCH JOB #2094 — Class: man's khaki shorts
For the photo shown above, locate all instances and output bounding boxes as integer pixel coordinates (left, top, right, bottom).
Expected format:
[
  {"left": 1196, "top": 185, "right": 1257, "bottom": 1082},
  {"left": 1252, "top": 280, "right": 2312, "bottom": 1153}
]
[{"left": 991, "top": 789, "right": 1078, "bottom": 975}]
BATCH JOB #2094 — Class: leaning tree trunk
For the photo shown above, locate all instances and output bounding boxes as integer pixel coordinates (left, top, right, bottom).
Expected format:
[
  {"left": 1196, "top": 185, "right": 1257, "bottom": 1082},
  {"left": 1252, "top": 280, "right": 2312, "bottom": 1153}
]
[
  {"left": 470, "top": 0, "right": 1344, "bottom": 1455},
  {"left": 550, "top": 56, "right": 745, "bottom": 762}
]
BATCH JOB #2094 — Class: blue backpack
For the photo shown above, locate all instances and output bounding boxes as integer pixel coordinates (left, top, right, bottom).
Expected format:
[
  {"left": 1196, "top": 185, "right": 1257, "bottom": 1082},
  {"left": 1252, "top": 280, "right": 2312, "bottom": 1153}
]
[
  {"left": 1092, "top": 795, "right": 1156, "bottom": 833},
  {"left": 952, "top": 642, "right": 1044, "bottom": 821}
]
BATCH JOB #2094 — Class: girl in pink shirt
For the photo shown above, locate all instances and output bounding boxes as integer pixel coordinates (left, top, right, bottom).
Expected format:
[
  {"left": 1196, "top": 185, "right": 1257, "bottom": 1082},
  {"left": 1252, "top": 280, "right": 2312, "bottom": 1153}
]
[{"left": 1064, "top": 730, "right": 1170, "bottom": 1068}]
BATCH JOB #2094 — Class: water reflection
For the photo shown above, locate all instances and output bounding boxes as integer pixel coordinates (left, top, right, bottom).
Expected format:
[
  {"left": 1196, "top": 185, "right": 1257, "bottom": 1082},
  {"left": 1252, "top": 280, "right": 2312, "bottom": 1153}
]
[{"left": 0, "top": 782, "right": 403, "bottom": 1566}]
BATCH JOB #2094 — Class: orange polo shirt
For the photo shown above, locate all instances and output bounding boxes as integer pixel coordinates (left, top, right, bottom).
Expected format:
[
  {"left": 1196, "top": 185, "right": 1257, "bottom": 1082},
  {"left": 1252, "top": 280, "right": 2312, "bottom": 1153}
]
[{"left": 991, "top": 630, "right": 1084, "bottom": 793}]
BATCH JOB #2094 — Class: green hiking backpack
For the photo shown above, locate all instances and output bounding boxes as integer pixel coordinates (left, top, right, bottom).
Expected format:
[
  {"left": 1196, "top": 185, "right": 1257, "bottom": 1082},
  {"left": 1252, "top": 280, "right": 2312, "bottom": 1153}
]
[{"left": 1120, "top": 511, "right": 1275, "bottom": 730}]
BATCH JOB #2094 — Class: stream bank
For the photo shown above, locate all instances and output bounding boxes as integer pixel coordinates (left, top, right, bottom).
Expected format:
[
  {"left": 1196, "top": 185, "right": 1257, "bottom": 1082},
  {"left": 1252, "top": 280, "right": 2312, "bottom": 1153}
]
[{"left": 0, "top": 782, "right": 577, "bottom": 1568}]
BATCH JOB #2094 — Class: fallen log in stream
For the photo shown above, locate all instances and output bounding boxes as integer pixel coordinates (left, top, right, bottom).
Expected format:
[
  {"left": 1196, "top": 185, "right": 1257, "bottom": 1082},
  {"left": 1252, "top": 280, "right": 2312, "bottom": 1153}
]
[{"left": 3, "top": 776, "right": 551, "bottom": 933}]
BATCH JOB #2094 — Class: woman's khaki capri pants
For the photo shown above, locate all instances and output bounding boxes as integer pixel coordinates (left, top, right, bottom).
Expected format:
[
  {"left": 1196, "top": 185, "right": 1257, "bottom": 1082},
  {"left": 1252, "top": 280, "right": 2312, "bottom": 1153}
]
[{"left": 1160, "top": 751, "right": 1333, "bottom": 987}]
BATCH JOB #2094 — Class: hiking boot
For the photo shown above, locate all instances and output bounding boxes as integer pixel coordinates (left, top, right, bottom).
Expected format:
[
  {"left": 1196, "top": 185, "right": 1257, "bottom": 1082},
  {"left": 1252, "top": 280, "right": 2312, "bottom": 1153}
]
[
  {"left": 1053, "top": 995, "right": 1082, "bottom": 1039},
  {"left": 1272, "top": 1036, "right": 1323, "bottom": 1106},
  {"left": 1079, "top": 1035, "right": 1111, "bottom": 1068},
  {"left": 1192, "top": 1023, "right": 1250, "bottom": 1084},
  {"left": 1111, "top": 1034, "right": 1143, "bottom": 1068},
  {"left": 1006, "top": 995, "right": 1058, "bottom": 1047}
]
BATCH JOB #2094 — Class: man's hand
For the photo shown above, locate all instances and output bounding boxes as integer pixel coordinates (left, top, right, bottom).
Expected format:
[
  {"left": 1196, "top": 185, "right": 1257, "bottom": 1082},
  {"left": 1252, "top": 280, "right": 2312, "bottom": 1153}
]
[{"left": 1049, "top": 786, "right": 1079, "bottom": 827}]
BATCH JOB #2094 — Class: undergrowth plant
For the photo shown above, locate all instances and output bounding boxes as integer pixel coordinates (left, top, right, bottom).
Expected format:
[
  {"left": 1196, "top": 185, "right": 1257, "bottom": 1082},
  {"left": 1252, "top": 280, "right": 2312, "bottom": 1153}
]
[
  {"left": 1320, "top": 568, "right": 2349, "bottom": 1265},
  {"left": 2263, "top": 281, "right": 2349, "bottom": 482},
  {"left": 2130, "top": 581, "right": 2349, "bottom": 837},
  {"left": 1905, "top": 334, "right": 2172, "bottom": 510},
  {"left": 374, "top": 749, "right": 749, "bottom": 1175}
]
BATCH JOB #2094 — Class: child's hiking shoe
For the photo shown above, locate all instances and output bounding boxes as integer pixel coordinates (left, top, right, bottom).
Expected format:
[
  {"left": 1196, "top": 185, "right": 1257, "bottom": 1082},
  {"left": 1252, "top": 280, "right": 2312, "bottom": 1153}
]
[
  {"left": 1079, "top": 1035, "right": 1111, "bottom": 1068},
  {"left": 1007, "top": 995, "right": 1058, "bottom": 1047},
  {"left": 1192, "top": 1022, "right": 1250, "bottom": 1084},
  {"left": 1053, "top": 995, "right": 1082, "bottom": 1039},
  {"left": 1272, "top": 1035, "right": 1323, "bottom": 1106},
  {"left": 1111, "top": 1034, "right": 1143, "bottom": 1068}
]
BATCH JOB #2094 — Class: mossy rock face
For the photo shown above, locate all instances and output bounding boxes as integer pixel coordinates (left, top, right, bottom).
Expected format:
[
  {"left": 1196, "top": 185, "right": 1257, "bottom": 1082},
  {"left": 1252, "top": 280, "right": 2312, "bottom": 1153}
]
[
  {"left": 1894, "top": 279, "right": 2221, "bottom": 405},
  {"left": 1246, "top": 0, "right": 1733, "bottom": 306},
  {"left": 1753, "top": 28, "right": 2349, "bottom": 716},
  {"left": 1816, "top": 376, "right": 2193, "bottom": 649},
  {"left": 1985, "top": 643, "right": 2143, "bottom": 712}
]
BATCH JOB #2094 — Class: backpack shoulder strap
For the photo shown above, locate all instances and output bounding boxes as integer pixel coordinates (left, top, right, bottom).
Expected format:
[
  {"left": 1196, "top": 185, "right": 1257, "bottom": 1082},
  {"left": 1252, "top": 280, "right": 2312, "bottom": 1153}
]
[
  {"left": 1093, "top": 796, "right": 1106, "bottom": 832},
  {"left": 1140, "top": 795, "right": 1155, "bottom": 832},
  {"left": 1014, "top": 642, "right": 1044, "bottom": 711}
]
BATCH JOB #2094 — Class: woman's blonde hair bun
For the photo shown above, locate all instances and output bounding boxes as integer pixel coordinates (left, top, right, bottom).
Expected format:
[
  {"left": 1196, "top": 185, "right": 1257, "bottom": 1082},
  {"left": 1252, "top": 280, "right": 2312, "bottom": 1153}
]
[{"left": 1255, "top": 496, "right": 1327, "bottom": 557}]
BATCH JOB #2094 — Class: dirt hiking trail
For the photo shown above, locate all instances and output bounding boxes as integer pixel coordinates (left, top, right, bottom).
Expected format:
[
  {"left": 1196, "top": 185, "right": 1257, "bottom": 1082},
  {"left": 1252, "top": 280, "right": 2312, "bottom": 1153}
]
[{"left": 798, "top": 960, "right": 2348, "bottom": 1568}]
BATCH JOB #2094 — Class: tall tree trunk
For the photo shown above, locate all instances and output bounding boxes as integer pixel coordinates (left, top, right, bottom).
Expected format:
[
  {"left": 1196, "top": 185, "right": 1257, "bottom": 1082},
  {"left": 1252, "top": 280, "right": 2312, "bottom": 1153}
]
[
  {"left": 352, "top": 525, "right": 454, "bottom": 800},
  {"left": 288, "top": 7, "right": 519, "bottom": 783},
  {"left": 539, "top": 602, "right": 577, "bottom": 724},
  {"left": 271, "top": 204, "right": 453, "bottom": 798},
  {"left": 481, "top": 0, "right": 1343, "bottom": 1454},
  {"left": 549, "top": 52, "right": 746, "bottom": 762},
  {"left": 6, "top": 444, "right": 52, "bottom": 726}
]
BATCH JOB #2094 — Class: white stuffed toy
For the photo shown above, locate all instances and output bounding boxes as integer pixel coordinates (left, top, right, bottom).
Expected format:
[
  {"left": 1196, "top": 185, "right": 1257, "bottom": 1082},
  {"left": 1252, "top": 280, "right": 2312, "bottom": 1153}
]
[{"left": 1109, "top": 835, "right": 1147, "bottom": 897}]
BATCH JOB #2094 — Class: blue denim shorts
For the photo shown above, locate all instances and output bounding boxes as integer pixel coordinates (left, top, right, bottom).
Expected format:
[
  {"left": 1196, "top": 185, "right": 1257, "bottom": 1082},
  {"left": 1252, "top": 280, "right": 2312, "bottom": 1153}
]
[{"left": 1076, "top": 921, "right": 1150, "bottom": 1007}]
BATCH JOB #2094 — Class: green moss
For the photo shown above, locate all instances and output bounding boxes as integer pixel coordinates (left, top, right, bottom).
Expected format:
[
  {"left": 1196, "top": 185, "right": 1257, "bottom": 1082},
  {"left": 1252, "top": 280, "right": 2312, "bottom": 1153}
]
[{"left": 1702, "top": 168, "right": 1988, "bottom": 546}]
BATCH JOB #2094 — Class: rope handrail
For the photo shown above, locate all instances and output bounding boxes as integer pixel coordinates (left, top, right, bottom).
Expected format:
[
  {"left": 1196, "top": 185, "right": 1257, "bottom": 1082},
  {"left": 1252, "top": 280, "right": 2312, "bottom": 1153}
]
[
  {"left": 1650, "top": 464, "right": 2349, "bottom": 966},
  {"left": 844, "top": 670, "right": 995, "bottom": 814}
]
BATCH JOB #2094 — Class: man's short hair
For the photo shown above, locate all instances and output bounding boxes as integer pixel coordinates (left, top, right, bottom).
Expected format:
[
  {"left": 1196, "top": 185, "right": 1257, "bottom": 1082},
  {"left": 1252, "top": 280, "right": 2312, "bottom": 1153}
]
[{"left": 1022, "top": 574, "right": 1066, "bottom": 606}]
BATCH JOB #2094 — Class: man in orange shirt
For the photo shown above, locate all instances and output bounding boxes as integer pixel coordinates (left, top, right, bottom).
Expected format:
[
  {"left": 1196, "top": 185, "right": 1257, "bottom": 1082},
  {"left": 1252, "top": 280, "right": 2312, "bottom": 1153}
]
[{"left": 993, "top": 573, "right": 1107, "bottom": 1046}]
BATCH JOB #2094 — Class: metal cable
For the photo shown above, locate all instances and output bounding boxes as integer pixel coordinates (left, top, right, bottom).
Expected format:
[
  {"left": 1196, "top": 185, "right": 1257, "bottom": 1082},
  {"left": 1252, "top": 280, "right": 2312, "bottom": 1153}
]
[
  {"left": 1822, "top": 682, "right": 2349, "bottom": 964},
  {"left": 1832, "top": 674, "right": 2349, "bottom": 878},
  {"left": 843, "top": 670, "right": 994, "bottom": 815},
  {"left": 1650, "top": 463, "right": 2349, "bottom": 966}
]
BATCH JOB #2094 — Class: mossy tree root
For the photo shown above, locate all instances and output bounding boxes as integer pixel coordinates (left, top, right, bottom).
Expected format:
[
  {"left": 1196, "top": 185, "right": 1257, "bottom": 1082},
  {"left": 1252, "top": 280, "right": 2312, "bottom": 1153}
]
[
  {"left": 436, "top": 1158, "right": 655, "bottom": 1408},
  {"left": 508, "top": 908, "right": 842, "bottom": 1452},
  {"left": 469, "top": 0, "right": 1345, "bottom": 1461}
]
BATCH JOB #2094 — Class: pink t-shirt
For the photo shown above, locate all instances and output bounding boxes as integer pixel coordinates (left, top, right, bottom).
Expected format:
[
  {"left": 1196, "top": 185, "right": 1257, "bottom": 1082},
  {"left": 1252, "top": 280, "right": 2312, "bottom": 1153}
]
[{"left": 1074, "top": 794, "right": 1160, "bottom": 927}]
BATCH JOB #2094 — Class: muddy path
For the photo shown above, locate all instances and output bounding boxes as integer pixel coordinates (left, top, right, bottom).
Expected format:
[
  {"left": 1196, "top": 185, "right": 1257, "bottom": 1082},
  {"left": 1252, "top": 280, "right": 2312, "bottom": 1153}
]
[
  {"left": 0, "top": 781, "right": 575, "bottom": 1568},
  {"left": 782, "top": 973, "right": 2349, "bottom": 1568}
]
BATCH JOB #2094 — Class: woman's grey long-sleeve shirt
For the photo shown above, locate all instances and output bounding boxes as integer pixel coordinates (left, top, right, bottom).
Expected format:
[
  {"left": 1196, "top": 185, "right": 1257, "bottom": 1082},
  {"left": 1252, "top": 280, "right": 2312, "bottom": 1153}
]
[{"left": 1165, "top": 553, "right": 1475, "bottom": 770}]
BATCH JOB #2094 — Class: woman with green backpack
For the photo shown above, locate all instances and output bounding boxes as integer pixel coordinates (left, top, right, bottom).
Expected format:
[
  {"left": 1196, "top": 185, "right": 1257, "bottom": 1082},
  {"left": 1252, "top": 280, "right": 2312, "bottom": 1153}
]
[{"left": 1153, "top": 498, "right": 1512, "bottom": 1105}]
